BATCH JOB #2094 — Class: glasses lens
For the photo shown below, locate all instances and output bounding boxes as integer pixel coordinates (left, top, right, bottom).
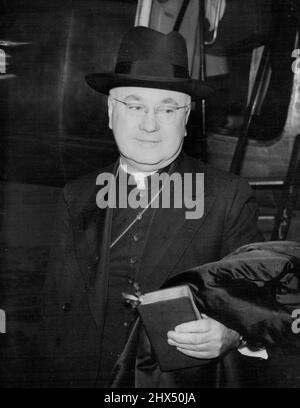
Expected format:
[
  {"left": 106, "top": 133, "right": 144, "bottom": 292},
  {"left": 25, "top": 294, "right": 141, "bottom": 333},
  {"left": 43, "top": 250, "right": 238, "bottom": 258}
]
[
  {"left": 120, "top": 100, "right": 186, "bottom": 123},
  {"left": 157, "top": 106, "right": 177, "bottom": 123},
  {"left": 126, "top": 104, "right": 146, "bottom": 115}
]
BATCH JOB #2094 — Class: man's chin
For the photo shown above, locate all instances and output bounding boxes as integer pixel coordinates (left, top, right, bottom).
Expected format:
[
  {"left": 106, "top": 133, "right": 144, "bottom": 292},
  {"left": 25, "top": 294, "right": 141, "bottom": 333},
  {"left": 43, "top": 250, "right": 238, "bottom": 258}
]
[
  {"left": 121, "top": 153, "right": 166, "bottom": 171},
  {"left": 120, "top": 146, "right": 182, "bottom": 171},
  {"left": 130, "top": 156, "right": 164, "bottom": 167}
]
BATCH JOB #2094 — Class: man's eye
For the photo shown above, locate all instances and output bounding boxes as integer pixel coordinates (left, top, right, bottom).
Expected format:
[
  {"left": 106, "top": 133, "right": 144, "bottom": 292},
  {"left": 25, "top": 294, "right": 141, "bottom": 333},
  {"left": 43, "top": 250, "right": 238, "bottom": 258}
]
[
  {"left": 127, "top": 104, "right": 145, "bottom": 112},
  {"left": 160, "top": 106, "right": 176, "bottom": 114}
]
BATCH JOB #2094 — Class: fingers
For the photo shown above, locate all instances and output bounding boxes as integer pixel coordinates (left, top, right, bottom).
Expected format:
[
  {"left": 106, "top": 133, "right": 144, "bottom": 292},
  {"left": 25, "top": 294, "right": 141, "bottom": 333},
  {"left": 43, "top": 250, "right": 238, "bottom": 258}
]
[
  {"left": 167, "top": 330, "right": 211, "bottom": 346},
  {"left": 166, "top": 318, "right": 227, "bottom": 359},
  {"left": 167, "top": 333, "right": 223, "bottom": 359},
  {"left": 167, "top": 319, "right": 212, "bottom": 346},
  {"left": 174, "top": 319, "right": 211, "bottom": 333},
  {"left": 167, "top": 318, "right": 240, "bottom": 360},
  {"left": 167, "top": 338, "right": 210, "bottom": 350}
]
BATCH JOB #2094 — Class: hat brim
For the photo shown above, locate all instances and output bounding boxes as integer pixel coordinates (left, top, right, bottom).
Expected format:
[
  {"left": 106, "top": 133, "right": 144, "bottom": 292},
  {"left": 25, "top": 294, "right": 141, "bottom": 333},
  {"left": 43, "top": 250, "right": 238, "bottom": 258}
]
[{"left": 85, "top": 73, "right": 213, "bottom": 100}]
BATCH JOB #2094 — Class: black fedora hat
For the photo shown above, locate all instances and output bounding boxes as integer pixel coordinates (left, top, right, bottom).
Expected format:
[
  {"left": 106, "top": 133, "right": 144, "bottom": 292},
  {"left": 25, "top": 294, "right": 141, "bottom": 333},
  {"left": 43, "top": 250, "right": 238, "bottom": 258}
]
[{"left": 85, "top": 26, "right": 212, "bottom": 100}]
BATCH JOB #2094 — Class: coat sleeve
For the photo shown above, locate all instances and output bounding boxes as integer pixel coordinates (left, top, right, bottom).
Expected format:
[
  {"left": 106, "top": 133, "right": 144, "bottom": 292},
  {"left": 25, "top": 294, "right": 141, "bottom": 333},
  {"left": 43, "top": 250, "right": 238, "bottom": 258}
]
[{"left": 221, "top": 178, "right": 264, "bottom": 257}]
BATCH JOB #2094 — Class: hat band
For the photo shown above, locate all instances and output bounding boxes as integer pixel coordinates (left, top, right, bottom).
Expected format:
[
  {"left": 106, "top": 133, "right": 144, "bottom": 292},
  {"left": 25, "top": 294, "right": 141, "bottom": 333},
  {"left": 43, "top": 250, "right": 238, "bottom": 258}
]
[{"left": 115, "top": 60, "right": 189, "bottom": 79}]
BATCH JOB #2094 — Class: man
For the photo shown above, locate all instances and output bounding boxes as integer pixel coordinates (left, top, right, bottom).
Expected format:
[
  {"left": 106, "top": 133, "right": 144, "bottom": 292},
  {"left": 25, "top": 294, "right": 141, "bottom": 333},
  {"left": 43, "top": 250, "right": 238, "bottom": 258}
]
[{"left": 39, "top": 27, "right": 263, "bottom": 387}]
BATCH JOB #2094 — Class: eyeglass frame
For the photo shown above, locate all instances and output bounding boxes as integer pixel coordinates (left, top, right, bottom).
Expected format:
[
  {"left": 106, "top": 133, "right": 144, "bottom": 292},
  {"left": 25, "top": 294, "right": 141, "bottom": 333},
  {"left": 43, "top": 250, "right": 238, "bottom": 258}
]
[{"left": 111, "top": 97, "right": 190, "bottom": 121}]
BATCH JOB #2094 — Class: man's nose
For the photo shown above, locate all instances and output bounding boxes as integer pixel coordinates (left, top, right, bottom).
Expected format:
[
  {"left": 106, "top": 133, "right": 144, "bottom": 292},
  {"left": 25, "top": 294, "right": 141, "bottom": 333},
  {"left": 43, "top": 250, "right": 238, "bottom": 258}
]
[{"left": 140, "top": 108, "right": 159, "bottom": 132}]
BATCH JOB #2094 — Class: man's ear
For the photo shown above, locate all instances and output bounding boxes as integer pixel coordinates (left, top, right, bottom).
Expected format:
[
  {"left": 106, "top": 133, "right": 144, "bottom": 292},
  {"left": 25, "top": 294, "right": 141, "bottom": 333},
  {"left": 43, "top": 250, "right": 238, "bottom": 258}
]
[{"left": 108, "top": 95, "right": 113, "bottom": 130}]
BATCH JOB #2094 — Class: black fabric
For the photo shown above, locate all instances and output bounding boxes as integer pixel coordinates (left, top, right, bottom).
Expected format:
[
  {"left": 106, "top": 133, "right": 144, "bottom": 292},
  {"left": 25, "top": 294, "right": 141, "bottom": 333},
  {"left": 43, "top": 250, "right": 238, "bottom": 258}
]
[
  {"left": 98, "top": 187, "right": 154, "bottom": 386},
  {"left": 97, "top": 162, "right": 176, "bottom": 385},
  {"left": 165, "top": 241, "right": 300, "bottom": 348},
  {"left": 110, "top": 241, "right": 300, "bottom": 388},
  {"left": 115, "top": 61, "right": 188, "bottom": 78},
  {"left": 38, "top": 152, "right": 263, "bottom": 387}
]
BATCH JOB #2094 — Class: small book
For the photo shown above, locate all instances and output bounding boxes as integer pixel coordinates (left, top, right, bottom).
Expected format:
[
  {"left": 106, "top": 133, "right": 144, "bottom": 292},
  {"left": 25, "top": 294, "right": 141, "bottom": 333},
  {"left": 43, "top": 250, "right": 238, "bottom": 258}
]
[{"left": 137, "top": 284, "right": 204, "bottom": 372}]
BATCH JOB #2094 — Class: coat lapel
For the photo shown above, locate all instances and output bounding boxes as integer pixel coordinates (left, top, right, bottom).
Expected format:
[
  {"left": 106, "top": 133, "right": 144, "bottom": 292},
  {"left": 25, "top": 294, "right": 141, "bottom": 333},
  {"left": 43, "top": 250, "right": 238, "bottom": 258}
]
[
  {"left": 136, "top": 154, "right": 216, "bottom": 292},
  {"left": 68, "top": 162, "right": 117, "bottom": 326}
]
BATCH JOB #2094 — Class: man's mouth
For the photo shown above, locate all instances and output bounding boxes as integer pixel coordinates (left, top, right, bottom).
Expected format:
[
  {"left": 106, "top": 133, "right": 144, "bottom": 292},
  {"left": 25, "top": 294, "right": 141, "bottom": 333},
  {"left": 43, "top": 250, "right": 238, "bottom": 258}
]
[{"left": 135, "top": 138, "right": 161, "bottom": 143}]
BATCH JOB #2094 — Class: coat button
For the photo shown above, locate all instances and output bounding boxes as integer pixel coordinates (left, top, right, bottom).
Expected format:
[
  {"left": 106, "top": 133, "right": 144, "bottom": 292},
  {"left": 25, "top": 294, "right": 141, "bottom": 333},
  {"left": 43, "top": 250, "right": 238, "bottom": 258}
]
[
  {"left": 62, "top": 303, "right": 72, "bottom": 312},
  {"left": 129, "top": 256, "right": 137, "bottom": 264}
]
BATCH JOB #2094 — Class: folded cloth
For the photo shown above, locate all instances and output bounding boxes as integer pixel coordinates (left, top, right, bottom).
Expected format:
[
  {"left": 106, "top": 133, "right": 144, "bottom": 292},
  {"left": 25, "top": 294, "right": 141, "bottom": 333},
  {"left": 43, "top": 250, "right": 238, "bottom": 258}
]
[{"left": 164, "top": 241, "right": 300, "bottom": 348}]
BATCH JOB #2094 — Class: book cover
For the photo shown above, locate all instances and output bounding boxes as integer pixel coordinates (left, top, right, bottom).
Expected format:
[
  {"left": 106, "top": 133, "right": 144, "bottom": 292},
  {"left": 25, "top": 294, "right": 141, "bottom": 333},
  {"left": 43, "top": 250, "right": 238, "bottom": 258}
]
[{"left": 137, "top": 285, "right": 206, "bottom": 371}]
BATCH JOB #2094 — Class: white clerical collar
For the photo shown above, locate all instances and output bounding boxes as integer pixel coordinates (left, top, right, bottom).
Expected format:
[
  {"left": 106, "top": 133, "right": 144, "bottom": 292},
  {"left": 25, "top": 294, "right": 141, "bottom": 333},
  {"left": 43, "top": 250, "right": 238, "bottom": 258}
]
[{"left": 119, "top": 157, "right": 157, "bottom": 190}]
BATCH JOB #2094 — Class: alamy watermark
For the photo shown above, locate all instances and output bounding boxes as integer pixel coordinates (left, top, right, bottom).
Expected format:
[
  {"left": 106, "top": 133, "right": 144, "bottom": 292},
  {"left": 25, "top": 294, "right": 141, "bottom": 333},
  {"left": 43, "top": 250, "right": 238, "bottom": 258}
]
[
  {"left": 0, "top": 49, "right": 6, "bottom": 73},
  {"left": 292, "top": 309, "right": 300, "bottom": 334},
  {"left": 96, "top": 171, "right": 204, "bottom": 220},
  {"left": 0, "top": 309, "right": 6, "bottom": 334}
]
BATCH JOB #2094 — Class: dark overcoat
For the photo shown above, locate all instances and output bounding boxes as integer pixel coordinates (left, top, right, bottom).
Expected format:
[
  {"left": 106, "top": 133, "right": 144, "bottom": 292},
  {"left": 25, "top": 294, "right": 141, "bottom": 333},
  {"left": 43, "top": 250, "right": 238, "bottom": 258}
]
[{"left": 38, "top": 153, "right": 264, "bottom": 387}]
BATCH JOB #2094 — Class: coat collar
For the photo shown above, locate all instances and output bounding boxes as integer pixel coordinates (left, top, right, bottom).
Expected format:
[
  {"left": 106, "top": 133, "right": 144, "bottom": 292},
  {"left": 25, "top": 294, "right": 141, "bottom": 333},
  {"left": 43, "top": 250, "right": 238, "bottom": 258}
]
[
  {"left": 136, "top": 152, "right": 216, "bottom": 291},
  {"left": 66, "top": 161, "right": 117, "bottom": 289}
]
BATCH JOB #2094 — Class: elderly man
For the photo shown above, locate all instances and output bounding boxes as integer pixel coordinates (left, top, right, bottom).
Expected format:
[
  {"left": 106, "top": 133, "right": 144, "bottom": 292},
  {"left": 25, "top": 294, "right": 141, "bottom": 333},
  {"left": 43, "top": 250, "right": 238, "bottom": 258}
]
[{"left": 39, "top": 27, "right": 263, "bottom": 387}]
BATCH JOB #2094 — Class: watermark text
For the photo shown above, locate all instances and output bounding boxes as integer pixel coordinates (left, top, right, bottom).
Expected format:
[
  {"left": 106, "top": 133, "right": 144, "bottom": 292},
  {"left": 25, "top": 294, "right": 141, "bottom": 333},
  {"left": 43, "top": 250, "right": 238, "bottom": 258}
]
[
  {"left": 292, "top": 308, "right": 300, "bottom": 334},
  {"left": 96, "top": 171, "right": 204, "bottom": 220},
  {"left": 0, "top": 309, "right": 6, "bottom": 333}
]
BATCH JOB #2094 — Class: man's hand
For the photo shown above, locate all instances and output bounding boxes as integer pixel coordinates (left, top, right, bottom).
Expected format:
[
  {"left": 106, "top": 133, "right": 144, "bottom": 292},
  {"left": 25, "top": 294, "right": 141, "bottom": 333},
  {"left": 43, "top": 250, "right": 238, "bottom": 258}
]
[{"left": 167, "top": 316, "right": 240, "bottom": 359}]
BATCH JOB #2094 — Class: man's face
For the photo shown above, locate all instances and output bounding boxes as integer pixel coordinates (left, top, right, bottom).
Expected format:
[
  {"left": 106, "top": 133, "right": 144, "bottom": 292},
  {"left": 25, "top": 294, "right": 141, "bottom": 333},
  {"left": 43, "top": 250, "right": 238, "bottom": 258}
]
[{"left": 108, "top": 87, "right": 191, "bottom": 171}]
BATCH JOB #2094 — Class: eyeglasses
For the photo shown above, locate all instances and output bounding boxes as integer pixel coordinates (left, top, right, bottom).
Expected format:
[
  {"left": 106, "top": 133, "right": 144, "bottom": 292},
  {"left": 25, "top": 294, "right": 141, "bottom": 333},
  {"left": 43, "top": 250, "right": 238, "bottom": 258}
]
[{"left": 111, "top": 97, "right": 190, "bottom": 123}]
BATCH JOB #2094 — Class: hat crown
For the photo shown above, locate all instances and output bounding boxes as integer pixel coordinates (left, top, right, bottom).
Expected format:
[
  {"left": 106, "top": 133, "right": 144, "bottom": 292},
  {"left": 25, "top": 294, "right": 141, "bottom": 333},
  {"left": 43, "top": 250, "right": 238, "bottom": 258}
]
[
  {"left": 85, "top": 26, "right": 212, "bottom": 99},
  {"left": 117, "top": 26, "right": 189, "bottom": 72}
]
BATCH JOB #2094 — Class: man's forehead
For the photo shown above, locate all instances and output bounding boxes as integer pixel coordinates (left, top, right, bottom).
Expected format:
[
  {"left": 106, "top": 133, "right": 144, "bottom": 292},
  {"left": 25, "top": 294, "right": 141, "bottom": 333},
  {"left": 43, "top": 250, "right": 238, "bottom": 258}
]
[{"left": 110, "top": 86, "right": 190, "bottom": 103}]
